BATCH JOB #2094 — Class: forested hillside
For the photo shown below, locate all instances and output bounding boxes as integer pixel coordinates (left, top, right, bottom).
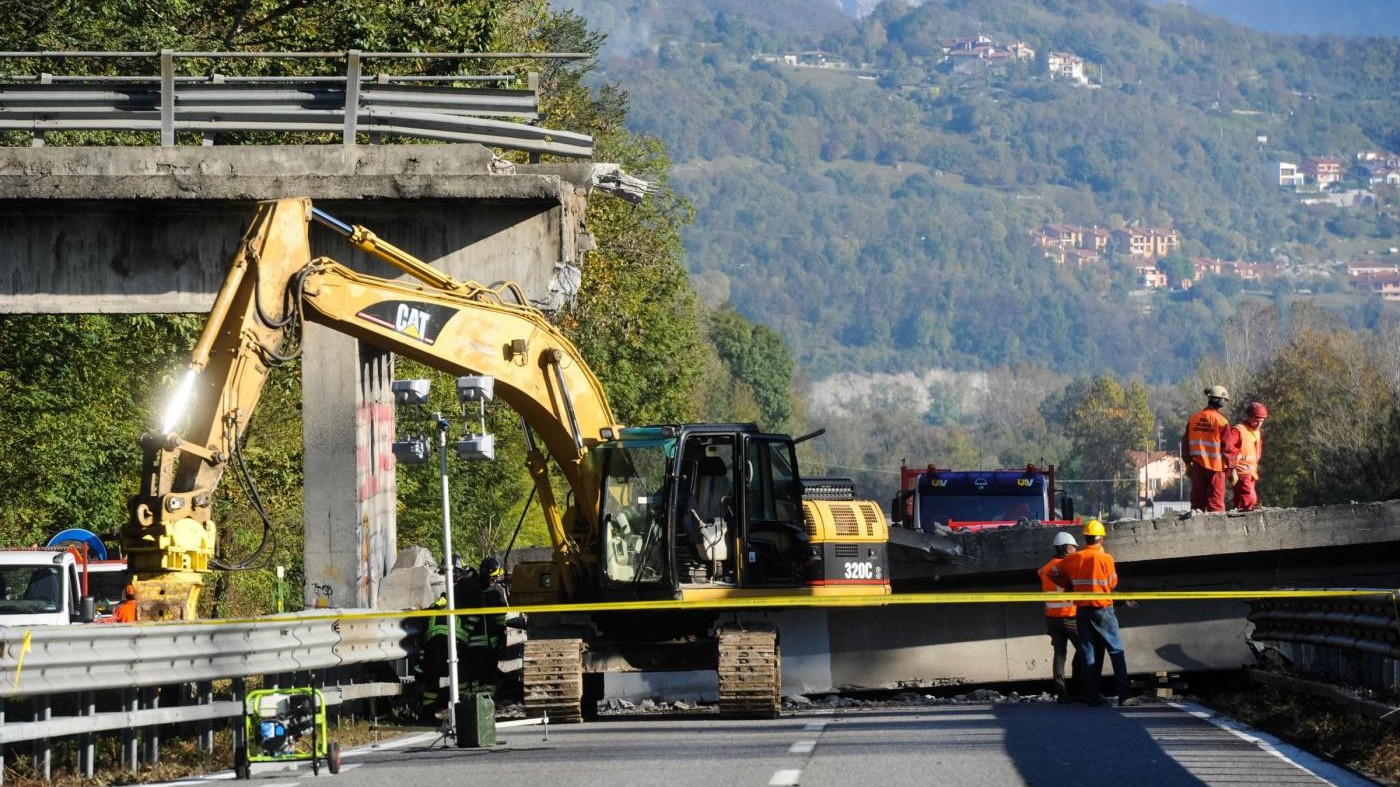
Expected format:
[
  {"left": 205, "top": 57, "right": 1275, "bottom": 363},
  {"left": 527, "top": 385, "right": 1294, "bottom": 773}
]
[{"left": 574, "top": 0, "right": 1399, "bottom": 381}]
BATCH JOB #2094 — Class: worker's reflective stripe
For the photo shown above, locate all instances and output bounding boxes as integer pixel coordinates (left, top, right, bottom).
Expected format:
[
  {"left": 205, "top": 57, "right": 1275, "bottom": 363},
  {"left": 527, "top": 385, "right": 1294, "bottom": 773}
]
[
  {"left": 1187, "top": 440, "right": 1222, "bottom": 458},
  {"left": 1044, "top": 600, "right": 1074, "bottom": 611},
  {"left": 1072, "top": 578, "right": 1112, "bottom": 588}
]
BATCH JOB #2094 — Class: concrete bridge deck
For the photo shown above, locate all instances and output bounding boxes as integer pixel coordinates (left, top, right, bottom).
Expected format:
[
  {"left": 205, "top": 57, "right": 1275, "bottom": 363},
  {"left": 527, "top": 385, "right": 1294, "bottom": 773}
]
[{"left": 891, "top": 500, "right": 1400, "bottom": 591}]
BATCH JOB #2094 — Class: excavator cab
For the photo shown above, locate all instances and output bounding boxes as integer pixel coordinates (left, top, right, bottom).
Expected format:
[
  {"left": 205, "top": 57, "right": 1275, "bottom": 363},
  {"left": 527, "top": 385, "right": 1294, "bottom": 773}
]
[{"left": 594, "top": 424, "right": 812, "bottom": 598}]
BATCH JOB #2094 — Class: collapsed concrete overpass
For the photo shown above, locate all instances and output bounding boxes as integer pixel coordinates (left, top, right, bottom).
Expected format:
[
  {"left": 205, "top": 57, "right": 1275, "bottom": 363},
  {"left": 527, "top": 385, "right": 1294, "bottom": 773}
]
[{"left": 0, "top": 144, "right": 603, "bottom": 608}]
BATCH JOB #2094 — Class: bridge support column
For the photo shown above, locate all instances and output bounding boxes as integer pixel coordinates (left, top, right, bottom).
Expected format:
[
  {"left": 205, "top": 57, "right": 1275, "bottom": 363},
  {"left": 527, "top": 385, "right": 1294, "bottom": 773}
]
[{"left": 303, "top": 329, "right": 397, "bottom": 609}]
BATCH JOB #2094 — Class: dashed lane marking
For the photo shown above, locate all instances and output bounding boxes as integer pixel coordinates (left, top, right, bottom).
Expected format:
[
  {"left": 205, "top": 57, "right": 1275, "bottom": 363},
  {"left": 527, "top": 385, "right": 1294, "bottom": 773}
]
[
  {"left": 769, "top": 768, "right": 802, "bottom": 786},
  {"left": 789, "top": 740, "right": 816, "bottom": 754}
]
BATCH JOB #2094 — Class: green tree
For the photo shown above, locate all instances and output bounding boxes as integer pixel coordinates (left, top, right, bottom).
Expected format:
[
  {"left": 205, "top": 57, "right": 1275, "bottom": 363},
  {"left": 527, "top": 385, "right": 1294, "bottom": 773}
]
[
  {"left": 1156, "top": 252, "right": 1195, "bottom": 289},
  {"left": 708, "top": 307, "right": 796, "bottom": 430},
  {"left": 1249, "top": 327, "right": 1400, "bottom": 506},
  {"left": 1045, "top": 376, "right": 1154, "bottom": 513}
]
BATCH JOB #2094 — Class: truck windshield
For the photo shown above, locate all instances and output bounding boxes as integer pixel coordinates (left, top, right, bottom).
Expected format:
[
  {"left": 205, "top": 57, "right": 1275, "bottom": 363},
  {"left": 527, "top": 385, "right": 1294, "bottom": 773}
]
[
  {"left": 0, "top": 566, "right": 62, "bottom": 613},
  {"left": 918, "top": 493, "right": 1048, "bottom": 527},
  {"left": 598, "top": 442, "right": 669, "bottom": 587}
]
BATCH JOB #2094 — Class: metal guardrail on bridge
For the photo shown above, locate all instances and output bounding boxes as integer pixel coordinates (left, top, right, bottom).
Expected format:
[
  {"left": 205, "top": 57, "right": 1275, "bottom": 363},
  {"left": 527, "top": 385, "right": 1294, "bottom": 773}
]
[
  {"left": 1249, "top": 592, "right": 1400, "bottom": 693},
  {"left": 0, "top": 50, "right": 594, "bottom": 157}
]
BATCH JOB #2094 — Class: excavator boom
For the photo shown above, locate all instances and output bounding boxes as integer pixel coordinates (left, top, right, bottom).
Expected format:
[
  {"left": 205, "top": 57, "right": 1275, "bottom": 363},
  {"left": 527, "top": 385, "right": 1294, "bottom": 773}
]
[{"left": 124, "top": 198, "right": 613, "bottom": 618}]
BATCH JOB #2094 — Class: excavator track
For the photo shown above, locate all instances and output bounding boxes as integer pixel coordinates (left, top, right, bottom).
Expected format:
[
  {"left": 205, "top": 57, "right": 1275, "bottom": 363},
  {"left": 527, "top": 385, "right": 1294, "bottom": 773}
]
[
  {"left": 523, "top": 638, "right": 585, "bottom": 723},
  {"left": 716, "top": 625, "right": 781, "bottom": 719}
]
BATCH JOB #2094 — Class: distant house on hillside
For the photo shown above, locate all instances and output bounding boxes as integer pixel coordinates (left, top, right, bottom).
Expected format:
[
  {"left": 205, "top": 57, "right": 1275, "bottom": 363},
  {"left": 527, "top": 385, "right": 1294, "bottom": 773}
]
[
  {"left": 1360, "top": 162, "right": 1400, "bottom": 186},
  {"left": 1191, "top": 257, "right": 1279, "bottom": 283},
  {"left": 795, "top": 50, "right": 850, "bottom": 68},
  {"left": 938, "top": 34, "right": 1033, "bottom": 74},
  {"left": 1112, "top": 227, "right": 1180, "bottom": 259},
  {"left": 1135, "top": 262, "right": 1168, "bottom": 289},
  {"left": 1278, "top": 161, "right": 1304, "bottom": 187},
  {"left": 1344, "top": 258, "right": 1400, "bottom": 277},
  {"left": 1302, "top": 156, "right": 1343, "bottom": 186},
  {"left": 939, "top": 34, "right": 994, "bottom": 53},
  {"left": 1350, "top": 272, "right": 1400, "bottom": 302},
  {"left": 1047, "top": 51, "right": 1087, "bottom": 84},
  {"left": 1030, "top": 223, "right": 1106, "bottom": 266}
]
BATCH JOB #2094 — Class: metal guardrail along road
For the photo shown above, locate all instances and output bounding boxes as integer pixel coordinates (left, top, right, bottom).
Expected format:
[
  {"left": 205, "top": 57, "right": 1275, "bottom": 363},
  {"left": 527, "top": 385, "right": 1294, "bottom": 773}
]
[{"left": 0, "top": 50, "right": 593, "bottom": 157}]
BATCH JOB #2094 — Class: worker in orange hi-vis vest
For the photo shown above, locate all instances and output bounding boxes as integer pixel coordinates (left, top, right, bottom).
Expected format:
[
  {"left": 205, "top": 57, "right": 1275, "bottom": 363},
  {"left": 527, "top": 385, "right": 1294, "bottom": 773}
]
[
  {"left": 1052, "top": 519, "right": 1140, "bottom": 707},
  {"left": 1180, "top": 386, "right": 1232, "bottom": 512},
  {"left": 1225, "top": 401, "right": 1268, "bottom": 511},
  {"left": 114, "top": 584, "right": 137, "bottom": 623},
  {"left": 1038, "top": 531, "right": 1084, "bottom": 703}
]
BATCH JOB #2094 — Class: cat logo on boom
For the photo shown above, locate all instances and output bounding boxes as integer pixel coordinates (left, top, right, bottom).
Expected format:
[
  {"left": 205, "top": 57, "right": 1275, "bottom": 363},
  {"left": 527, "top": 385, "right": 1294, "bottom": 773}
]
[
  {"left": 395, "top": 304, "right": 431, "bottom": 339},
  {"left": 355, "top": 300, "right": 455, "bottom": 346}
]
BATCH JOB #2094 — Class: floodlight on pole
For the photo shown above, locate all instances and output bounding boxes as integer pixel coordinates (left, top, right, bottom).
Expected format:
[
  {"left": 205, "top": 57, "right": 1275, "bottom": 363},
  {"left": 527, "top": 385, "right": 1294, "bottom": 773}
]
[
  {"left": 455, "top": 376, "right": 496, "bottom": 461},
  {"left": 392, "top": 377, "right": 460, "bottom": 741}
]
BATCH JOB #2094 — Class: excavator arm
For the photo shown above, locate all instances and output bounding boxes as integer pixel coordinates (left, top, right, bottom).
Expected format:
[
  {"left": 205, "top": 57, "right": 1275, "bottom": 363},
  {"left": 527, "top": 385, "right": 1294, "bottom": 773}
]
[{"left": 124, "top": 197, "right": 614, "bottom": 619}]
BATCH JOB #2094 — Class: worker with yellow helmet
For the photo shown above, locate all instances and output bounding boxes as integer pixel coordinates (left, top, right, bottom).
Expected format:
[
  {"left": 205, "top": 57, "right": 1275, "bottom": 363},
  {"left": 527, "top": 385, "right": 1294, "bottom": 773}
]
[{"left": 1050, "top": 519, "right": 1140, "bottom": 707}]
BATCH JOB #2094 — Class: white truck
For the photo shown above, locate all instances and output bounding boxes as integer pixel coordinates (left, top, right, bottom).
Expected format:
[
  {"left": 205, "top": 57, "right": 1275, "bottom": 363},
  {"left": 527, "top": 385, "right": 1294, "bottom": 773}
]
[{"left": 0, "top": 548, "right": 100, "bottom": 626}]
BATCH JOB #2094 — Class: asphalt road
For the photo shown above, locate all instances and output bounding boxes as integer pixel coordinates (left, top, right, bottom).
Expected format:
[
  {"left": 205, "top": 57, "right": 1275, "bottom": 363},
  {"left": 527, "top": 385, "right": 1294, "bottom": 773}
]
[{"left": 155, "top": 701, "right": 1373, "bottom": 787}]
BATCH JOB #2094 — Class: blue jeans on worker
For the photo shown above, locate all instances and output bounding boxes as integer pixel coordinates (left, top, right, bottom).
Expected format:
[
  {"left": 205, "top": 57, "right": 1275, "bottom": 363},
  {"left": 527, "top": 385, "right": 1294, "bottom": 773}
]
[{"left": 1077, "top": 604, "right": 1129, "bottom": 701}]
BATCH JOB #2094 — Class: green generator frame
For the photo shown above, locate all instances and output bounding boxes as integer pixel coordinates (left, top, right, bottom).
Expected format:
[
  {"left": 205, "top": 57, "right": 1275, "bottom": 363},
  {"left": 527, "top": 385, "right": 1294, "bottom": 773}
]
[{"left": 234, "top": 686, "right": 342, "bottom": 778}]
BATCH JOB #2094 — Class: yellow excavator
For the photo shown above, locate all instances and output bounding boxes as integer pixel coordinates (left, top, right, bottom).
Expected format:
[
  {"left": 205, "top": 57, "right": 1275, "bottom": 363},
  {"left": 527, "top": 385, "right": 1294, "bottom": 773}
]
[{"left": 123, "top": 197, "right": 889, "bottom": 719}]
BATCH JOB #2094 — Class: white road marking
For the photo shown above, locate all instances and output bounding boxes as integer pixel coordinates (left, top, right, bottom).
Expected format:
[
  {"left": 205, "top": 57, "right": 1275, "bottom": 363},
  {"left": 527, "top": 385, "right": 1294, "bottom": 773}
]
[
  {"left": 769, "top": 769, "right": 802, "bottom": 786},
  {"left": 801, "top": 722, "right": 827, "bottom": 732},
  {"left": 1171, "top": 701, "right": 1376, "bottom": 787},
  {"left": 789, "top": 740, "right": 816, "bottom": 754}
]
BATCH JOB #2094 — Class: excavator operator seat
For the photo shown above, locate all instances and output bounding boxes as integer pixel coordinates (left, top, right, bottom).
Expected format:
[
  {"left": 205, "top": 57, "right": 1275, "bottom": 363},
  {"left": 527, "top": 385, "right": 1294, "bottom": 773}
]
[{"left": 690, "top": 455, "right": 732, "bottom": 563}]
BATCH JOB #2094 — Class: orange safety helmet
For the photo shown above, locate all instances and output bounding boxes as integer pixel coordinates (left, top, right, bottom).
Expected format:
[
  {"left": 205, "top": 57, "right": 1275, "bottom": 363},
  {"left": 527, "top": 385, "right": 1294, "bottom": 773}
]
[{"left": 1246, "top": 402, "right": 1268, "bottom": 419}]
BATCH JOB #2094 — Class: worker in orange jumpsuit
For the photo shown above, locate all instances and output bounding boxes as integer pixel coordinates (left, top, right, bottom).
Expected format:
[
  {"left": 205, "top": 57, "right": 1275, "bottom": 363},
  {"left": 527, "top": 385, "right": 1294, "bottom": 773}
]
[
  {"left": 1051, "top": 519, "right": 1139, "bottom": 707},
  {"left": 114, "top": 584, "right": 137, "bottom": 623},
  {"left": 1180, "top": 386, "right": 1232, "bottom": 512},
  {"left": 1037, "top": 531, "right": 1084, "bottom": 703},
  {"left": 1225, "top": 401, "right": 1267, "bottom": 511}
]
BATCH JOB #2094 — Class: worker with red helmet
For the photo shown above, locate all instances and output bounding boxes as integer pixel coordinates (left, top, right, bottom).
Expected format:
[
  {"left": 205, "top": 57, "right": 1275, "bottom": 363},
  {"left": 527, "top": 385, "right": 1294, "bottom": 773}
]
[
  {"left": 1180, "top": 386, "right": 1232, "bottom": 512},
  {"left": 1225, "top": 401, "right": 1268, "bottom": 511},
  {"left": 1037, "top": 531, "right": 1084, "bottom": 703}
]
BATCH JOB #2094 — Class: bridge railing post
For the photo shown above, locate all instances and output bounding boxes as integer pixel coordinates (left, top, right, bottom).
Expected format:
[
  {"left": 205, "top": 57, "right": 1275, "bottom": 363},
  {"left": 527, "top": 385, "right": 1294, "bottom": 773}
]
[
  {"left": 159, "top": 49, "right": 175, "bottom": 146},
  {"left": 343, "top": 50, "right": 362, "bottom": 145}
]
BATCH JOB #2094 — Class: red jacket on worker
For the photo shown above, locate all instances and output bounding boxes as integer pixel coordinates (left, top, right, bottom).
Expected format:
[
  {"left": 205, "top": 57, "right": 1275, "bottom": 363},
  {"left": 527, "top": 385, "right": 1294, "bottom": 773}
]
[
  {"left": 1037, "top": 556, "right": 1076, "bottom": 618},
  {"left": 1050, "top": 543, "right": 1117, "bottom": 609}
]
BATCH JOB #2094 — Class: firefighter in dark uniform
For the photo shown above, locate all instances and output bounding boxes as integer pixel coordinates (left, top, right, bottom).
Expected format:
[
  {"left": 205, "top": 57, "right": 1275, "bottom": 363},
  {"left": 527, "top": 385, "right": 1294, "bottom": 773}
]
[
  {"left": 416, "top": 556, "right": 484, "bottom": 722},
  {"left": 466, "top": 557, "right": 509, "bottom": 692}
]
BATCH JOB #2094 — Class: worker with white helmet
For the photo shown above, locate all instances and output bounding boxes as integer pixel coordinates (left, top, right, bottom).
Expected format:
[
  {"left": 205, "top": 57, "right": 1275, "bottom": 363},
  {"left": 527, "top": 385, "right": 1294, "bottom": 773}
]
[
  {"left": 1037, "top": 530, "right": 1084, "bottom": 703},
  {"left": 1052, "top": 519, "right": 1140, "bottom": 707},
  {"left": 1180, "top": 385, "right": 1232, "bottom": 512}
]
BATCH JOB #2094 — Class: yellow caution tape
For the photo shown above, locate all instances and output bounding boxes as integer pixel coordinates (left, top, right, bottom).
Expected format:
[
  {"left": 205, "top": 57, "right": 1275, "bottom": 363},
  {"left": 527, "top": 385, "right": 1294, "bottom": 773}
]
[
  {"left": 132, "top": 587, "right": 1397, "bottom": 628},
  {"left": 11, "top": 629, "right": 31, "bottom": 691}
]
